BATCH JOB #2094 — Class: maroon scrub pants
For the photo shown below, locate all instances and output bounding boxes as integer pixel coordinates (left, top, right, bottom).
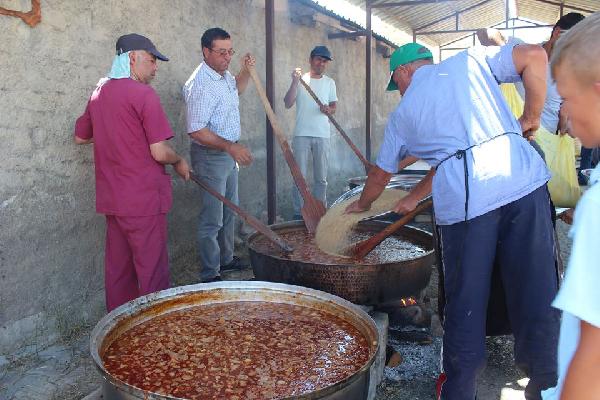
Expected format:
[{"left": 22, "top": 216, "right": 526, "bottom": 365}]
[{"left": 104, "top": 214, "right": 170, "bottom": 312}]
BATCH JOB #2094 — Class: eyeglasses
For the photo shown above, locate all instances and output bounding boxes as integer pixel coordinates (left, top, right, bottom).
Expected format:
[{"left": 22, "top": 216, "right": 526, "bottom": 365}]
[{"left": 209, "top": 48, "right": 235, "bottom": 57}]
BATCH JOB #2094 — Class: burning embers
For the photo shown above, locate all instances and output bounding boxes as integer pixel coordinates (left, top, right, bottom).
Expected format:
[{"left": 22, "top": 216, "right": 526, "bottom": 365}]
[{"left": 399, "top": 297, "right": 417, "bottom": 307}]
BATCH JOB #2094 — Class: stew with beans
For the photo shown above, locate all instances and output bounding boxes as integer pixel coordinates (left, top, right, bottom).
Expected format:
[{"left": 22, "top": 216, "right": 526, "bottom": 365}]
[{"left": 103, "top": 301, "right": 370, "bottom": 399}]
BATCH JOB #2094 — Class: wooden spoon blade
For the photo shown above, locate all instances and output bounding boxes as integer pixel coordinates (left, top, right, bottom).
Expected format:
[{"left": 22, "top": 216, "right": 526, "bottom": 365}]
[
  {"left": 351, "top": 199, "right": 433, "bottom": 259},
  {"left": 301, "top": 198, "right": 326, "bottom": 234}
]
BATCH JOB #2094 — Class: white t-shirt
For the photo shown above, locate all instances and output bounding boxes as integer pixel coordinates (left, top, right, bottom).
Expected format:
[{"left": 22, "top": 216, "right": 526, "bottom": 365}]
[
  {"left": 506, "top": 37, "right": 562, "bottom": 133},
  {"left": 293, "top": 73, "right": 338, "bottom": 138},
  {"left": 542, "top": 165, "right": 600, "bottom": 399}
]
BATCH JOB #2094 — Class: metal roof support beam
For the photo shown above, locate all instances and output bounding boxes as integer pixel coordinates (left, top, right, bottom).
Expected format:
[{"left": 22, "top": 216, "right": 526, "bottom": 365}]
[
  {"left": 327, "top": 29, "right": 397, "bottom": 48},
  {"left": 265, "top": 0, "right": 276, "bottom": 224},
  {"left": 437, "top": 17, "right": 516, "bottom": 49},
  {"left": 532, "top": 0, "right": 595, "bottom": 14},
  {"left": 440, "top": 31, "right": 478, "bottom": 47},
  {"left": 366, "top": 1, "right": 372, "bottom": 162},
  {"left": 371, "top": 0, "right": 459, "bottom": 7},
  {"left": 513, "top": 17, "right": 543, "bottom": 26},
  {"left": 328, "top": 30, "right": 365, "bottom": 39},
  {"left": 416, "top": 23, "right": 553, "bottom": 36},
  {"left": 414, "top": 0, "right": 493, "bottom": 31}
]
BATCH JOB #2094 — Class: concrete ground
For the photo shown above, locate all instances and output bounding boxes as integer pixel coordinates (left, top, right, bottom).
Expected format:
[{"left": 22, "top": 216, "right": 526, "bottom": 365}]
[{"left": 0, "top": 220, "right": 572, "bottom": 400}]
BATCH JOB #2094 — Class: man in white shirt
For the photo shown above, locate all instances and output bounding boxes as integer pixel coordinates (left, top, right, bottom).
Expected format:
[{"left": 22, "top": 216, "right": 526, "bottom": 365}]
[
  {"left": 284, "top": 46, "right": 338, "bottom": 219},
  {"left": 543, "top": 12, "right": 600, "bottom": 399},
  {"left": 477, "top": 12, "right": 585, "bottom": 135}
]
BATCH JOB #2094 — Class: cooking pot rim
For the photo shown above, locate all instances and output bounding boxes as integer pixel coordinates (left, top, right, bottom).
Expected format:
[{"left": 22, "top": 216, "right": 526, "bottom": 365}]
[
  {"left": 246, "top": 220, "right": 434, "bottom": 266},
  {"left": 90, "top": 281, "right": 380, "bottom": 400}
]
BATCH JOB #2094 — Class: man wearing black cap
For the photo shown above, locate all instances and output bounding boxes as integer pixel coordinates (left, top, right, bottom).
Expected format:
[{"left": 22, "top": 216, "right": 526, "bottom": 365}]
[
  {"left": 74, "top": 33, "right": 190, "bottom": 312},
  {"left": 284, "top": 45, "right": 338, "bottom": 219}
]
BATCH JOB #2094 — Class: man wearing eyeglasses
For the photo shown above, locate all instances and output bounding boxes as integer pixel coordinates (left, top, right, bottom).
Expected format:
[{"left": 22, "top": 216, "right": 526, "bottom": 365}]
[{"left": 183, "top": 27, "right": 255, "bottom": 283}]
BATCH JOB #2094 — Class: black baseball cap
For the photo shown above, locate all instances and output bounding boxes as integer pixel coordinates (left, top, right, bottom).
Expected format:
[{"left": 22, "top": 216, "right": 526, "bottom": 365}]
[
  {"left": 310, "top": 45, "right": 332, "bottom": 61},
  {"left": 115, "top": 33, "right": 169, "bottom": 61}
]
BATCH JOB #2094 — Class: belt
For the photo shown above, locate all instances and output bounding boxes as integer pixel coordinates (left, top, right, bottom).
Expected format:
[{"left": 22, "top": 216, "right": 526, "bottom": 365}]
[
  {"left": 435, "top": 131, "right": 522, "bottom": 222},
  {"left": 194, "top": 140, "right": 239, "bottom": 152}
]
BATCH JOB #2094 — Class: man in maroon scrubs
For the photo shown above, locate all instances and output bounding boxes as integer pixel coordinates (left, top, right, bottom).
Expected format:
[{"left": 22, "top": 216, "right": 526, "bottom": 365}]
[{"left": 74, "top": 34, "right": 190, "bottom": 311}]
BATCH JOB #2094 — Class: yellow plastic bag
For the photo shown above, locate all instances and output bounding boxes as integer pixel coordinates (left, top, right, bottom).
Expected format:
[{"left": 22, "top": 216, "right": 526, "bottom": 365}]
[
  {"left": 535, "top": 131, "right": 581, "bottom": 206},
  {"left": 574, "top": 137, "right": 582, "bottom": 157},
  {"left": 500, "top": 84, "right": 581, "bottom": 207}
]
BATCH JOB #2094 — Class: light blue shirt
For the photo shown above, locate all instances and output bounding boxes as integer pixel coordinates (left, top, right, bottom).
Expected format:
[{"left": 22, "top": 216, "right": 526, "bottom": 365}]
[
  {"left": 542, "top": 165, "right": 600, "bottom": 399},
  {"left": 376, "top": 44, "right": 550, "bottom": 225},
  {"left": 183, "top": 63, "right": 240, "bottom": 143},
  {"left": 294, "top": 73, "right": 338, "bottom": 138}
]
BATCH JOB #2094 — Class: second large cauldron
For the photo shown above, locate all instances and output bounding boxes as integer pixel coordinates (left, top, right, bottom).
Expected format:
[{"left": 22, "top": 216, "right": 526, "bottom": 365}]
[{"left": 248, "top": 221, "right": 435, "bottom": 306}]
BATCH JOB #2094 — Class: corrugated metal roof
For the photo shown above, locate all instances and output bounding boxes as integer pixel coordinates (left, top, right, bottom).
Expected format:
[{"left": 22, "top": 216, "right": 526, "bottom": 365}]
[
  {"left": 333, "top": 0, "right": 598, "bottom": 46},
  {"left": 517, "top": 0, "right": 597, "bottom": 24}
]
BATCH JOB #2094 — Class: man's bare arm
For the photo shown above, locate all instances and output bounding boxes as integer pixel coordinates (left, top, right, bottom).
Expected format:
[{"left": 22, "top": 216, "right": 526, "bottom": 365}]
[
  {"left": 284, "top": 68, "right": 302, "bottom": 109},
  {"left": 189, "top": 128, "right": 253, "bottom": 166},
  {"left": 560, "top": 321, "right": 600, "bottom": 400},
  {"left": 345, "top": 165, "right": 392, "bottom": 213},
  {"left": 149, "top": 141, "right": 191, "bottom": 180},
  {"left": 392, "top": 168, "right": 434, "bottom": 214},
  {"left": 74, "top": 136, "right": 93, "bottom": 145},
  {"left": 513, "top": 44, "right": 548, "bottom": 137}
]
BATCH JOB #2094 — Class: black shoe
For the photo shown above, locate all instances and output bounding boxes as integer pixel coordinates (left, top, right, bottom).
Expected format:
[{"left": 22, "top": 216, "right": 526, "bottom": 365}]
[
  {"left": 201, "top": 275, "right": 222, "bottom": 283},
  {"left": 220, "top": 256, "right": 248, "bottom": 271}
]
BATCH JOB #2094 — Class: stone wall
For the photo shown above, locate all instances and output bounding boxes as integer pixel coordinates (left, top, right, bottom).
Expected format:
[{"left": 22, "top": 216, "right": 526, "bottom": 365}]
[{"left": 0, "top": 0, "right": 413, "bottom": 356}]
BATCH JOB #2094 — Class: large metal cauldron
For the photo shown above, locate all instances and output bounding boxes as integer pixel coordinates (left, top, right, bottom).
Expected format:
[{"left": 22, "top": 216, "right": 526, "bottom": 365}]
[
  {"left": 90, "top": 281, "right": 379, "bottom": 400},
  {"left": 248, "top": 221, "right": 435, "bottom": 306}
]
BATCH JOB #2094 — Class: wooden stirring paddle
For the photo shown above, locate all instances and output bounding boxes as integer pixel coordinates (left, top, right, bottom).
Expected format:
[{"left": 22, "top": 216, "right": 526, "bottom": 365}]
[
  {"left": 248, "top": 66, "right": 326, "bottom": 234},
  {"left": 190, "top": 173, "right": 294, "bottom": 253},
  {"left": 347, "top": 198, "right": 433, "bottom": 259},
  {"left": 297, "top": 78, "right": 373, "bottom": 174}
]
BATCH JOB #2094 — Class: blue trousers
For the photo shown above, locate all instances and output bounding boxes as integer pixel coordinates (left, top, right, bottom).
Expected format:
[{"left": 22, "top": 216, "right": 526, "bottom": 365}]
[
  {"left": 190, "top": 145, "right": 238, "bottom": 281},
  {"left": 438, "top": 185, "right": 559, "bottom": 400}
]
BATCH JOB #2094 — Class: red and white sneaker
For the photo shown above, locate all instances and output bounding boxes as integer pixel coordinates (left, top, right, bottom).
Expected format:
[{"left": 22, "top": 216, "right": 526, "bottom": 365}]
[{"left": 435, "top": 373, "right": 447, "bottom": 400}]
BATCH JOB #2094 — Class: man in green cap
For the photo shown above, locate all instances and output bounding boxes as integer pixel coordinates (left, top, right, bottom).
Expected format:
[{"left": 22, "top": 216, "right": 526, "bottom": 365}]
[{"left": 346, "top": 41, "right": 559, "bottom": 399}]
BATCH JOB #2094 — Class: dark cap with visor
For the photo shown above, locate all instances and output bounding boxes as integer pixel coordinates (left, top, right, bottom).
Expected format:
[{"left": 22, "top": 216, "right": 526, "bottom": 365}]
[
  {"left": 310, "top": 45, "right": 333, "bottom": 61},
  {"left": 116, "top": 33, "right": 169, "bottom": 61},
  {"left": 386, "top": 43, "right": 433, "bottom": 91}
]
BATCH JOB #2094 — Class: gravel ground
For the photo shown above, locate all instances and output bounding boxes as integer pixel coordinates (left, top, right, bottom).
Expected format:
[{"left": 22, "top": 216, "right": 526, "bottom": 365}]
[{"left": 0, "top": 221, "right": 573, "bottom": 400}]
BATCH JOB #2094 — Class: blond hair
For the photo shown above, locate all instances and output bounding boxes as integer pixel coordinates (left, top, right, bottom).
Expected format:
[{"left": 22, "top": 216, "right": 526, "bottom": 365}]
[{"left": 551, "top": 12, "right": 600, "bottom": 85}]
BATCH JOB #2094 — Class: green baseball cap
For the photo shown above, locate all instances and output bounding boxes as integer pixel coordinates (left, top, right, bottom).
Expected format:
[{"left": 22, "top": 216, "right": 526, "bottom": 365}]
[{"left": 386, "top": 43, "right": 433, "bottom": 91}]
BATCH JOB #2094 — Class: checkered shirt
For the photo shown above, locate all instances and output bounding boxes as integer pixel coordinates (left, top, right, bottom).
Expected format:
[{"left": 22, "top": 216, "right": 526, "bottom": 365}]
[{"left": 183, "top": 63, "right": 240, "bottom": 142}]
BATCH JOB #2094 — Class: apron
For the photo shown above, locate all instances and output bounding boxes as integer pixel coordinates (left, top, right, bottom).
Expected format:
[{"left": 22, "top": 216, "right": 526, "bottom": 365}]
[{"left": 433, "top": 132, "right": 557, "bottom": 336}]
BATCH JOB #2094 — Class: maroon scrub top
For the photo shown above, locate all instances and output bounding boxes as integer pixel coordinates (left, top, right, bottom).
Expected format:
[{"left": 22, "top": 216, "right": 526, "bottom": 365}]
[{"left": 75, "top": 78, "right": 174, "bottom": 216}]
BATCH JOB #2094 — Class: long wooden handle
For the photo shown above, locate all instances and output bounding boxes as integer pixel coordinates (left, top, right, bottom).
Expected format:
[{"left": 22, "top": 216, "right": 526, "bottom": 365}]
[
  {"left": 353, "top": 198, "right": 433, "bottom": 259},
  {"left": 190, "top": 173, "right": 293, "bottom": 253},
  {"left": 297, "top": 78, "right": 372, "bottom": 172},
  {"left": 248, "top": 66, "right": 313, "bottom": 202}
]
